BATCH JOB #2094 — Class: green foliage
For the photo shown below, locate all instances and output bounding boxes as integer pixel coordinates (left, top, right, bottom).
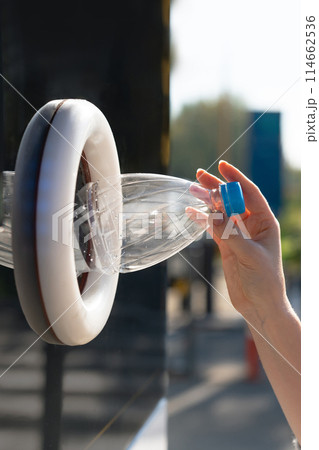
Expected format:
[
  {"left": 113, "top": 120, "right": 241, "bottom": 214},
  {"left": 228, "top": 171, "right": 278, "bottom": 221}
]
[
  {"left": 170, "top": 95, "right": 249, "bottom": 180},
  {"left": 279, "top": 166, "right": 301, "bottom": 273}
]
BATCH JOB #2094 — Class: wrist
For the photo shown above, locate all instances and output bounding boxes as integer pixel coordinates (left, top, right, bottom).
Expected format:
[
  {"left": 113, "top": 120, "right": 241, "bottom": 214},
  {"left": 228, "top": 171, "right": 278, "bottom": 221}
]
[
  {"left": 244, "top": 300, "right": 301, "bottom": 373},
  {"left": 241, "top": 295, "right": 294, "bottom": 335}
]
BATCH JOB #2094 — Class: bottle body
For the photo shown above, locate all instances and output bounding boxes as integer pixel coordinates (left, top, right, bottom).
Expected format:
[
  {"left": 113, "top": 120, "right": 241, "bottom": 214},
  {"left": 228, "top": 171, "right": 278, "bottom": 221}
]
[
  {"left": 75, "top": 173, "right": 244, "bottom": 275},
  {"left": 76, "top": 174, "right": 213, "bottom": 275},
  {"left": 0, "top": 172, "right": 245, "bottom": 276},
  {"left": 116, "top": 174, "right": 212, "bottom": 272}
]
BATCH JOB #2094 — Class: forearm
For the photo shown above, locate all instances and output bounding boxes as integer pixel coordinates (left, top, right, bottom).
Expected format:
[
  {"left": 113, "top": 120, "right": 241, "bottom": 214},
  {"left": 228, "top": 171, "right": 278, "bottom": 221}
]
[{"left": 245, "top": 303, "right": 301, "bottom": 443}]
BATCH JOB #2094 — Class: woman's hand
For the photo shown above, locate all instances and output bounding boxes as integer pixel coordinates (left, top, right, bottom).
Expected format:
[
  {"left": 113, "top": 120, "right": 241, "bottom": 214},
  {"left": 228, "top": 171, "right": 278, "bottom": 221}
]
[{"left": 186, "top": 160, "right": 293, "bottom": 327}]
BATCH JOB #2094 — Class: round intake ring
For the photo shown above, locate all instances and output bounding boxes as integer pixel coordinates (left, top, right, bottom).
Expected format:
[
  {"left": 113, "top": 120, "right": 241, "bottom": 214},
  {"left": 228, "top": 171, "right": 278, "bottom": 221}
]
[{"left": 12, "top": 99, "right": 122, "bottom": 345}]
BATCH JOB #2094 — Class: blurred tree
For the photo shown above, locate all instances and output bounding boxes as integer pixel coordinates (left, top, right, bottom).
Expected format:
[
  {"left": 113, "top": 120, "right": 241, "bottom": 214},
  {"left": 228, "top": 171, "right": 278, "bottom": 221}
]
[
  {"left": 280, "top": 165, "right": 301, "bottom": 276},
  {"left": 169, "top": 94, "right": 249, "bottom": 180}
]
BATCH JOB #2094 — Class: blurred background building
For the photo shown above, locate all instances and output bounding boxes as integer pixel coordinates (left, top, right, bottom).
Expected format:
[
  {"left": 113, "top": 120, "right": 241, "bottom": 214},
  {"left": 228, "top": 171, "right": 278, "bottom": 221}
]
[{"left": 0, "top": 1, "right": 169, "bottom": 449}]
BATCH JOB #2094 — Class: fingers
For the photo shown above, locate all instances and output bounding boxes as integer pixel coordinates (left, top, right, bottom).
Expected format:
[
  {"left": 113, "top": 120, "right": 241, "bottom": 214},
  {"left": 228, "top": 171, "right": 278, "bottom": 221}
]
[
  {"left": 189, "top": 183, "right": 213, "bottom": 208},
  {"left": 185, "top": 206, "right": 209, "bottom": 230},
  {"left": 196, "top": 168, "right": 223, "bottom": 190},
  {"left": 218, "top": 160, "right": 274, "bottom": 217},
  {"left": 195, "top": 167, "right": 250, "bottom": 220},
  {"left": 186, "top": 206, "right": 253, "bottom": 254},
  {"left": 188, "top": 162, "right": 276, "bottom": 260},
  {"left": 185, "top": 206, "right": 222, "bottom": 245}
]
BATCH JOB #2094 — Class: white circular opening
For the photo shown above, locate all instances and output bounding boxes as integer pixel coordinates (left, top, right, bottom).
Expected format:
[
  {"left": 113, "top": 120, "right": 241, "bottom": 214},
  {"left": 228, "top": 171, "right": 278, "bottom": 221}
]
[{"left": 35, "top": 99, "right": 122, "bottom": 345}]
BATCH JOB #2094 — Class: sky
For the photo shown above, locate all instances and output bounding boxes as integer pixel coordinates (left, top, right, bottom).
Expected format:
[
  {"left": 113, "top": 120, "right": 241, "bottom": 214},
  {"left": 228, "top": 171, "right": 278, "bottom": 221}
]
[{"left": 170, "top": 0, "right": 301, "bottom": 168}]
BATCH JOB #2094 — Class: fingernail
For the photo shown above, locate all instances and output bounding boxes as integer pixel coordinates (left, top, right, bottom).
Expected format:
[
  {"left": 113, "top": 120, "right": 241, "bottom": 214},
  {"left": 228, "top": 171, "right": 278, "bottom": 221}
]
[{"left": 196, "top": 168, "right": 205, "bottom": 173}]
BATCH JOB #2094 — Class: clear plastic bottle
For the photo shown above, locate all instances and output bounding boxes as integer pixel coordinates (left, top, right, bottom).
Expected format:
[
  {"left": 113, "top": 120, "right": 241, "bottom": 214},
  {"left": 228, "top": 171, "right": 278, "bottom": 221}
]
[
  {"left": 74, "top": 173, "right": 245, "bottom": 274},
  {"left": 0, "top": 172, "right": 245, "bottom": 275}
]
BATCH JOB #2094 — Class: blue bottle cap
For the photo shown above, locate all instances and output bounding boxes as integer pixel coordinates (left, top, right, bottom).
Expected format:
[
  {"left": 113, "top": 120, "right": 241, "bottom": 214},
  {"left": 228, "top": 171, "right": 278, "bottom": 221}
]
[{"left": 220, "top": 182, "right": 245, "bottom": 217}]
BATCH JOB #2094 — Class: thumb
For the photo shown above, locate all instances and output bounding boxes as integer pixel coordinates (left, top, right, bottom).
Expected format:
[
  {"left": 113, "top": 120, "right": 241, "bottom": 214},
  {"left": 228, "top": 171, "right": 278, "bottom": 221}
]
[
  {"left": 208, "top": 213, "right": 253, "bottom": 255},
  {"left": 185, "top": 207, "right": 253, "bottom": 255},
  {"left": 185, "top": 206, "right": 222, "bottom": 245}
]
